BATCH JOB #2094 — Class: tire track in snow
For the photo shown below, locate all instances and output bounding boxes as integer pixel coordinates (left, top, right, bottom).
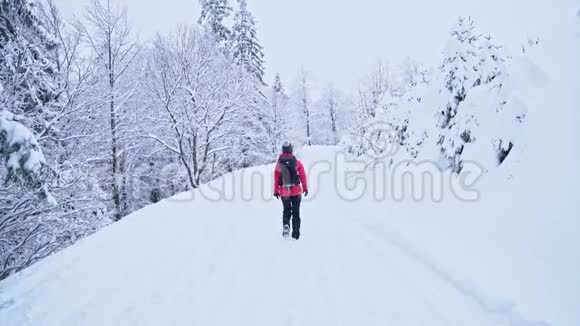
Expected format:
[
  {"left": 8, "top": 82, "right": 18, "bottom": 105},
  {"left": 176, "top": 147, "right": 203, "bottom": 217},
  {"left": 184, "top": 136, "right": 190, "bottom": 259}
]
[
  {"left": 343, "top": 217, "right": 468, "bottom": 326},
  {"left": 352, "top": 215, "right": 550, "bottom": 326},
  {"left": 331, "top": 214, "right": 456, "bottom": 325}
]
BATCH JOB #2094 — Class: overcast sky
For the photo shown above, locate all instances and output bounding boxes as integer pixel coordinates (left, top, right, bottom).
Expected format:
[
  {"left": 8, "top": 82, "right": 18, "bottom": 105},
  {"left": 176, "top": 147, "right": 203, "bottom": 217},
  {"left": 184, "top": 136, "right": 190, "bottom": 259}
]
[{"left": 54, "top": 0, "right": 575, "bottom": 92}]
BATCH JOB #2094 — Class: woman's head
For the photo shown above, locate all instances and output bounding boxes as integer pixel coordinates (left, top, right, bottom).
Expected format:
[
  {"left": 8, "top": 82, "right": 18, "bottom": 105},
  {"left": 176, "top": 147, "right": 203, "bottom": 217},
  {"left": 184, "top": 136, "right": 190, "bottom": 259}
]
[{"left": 282, "top": 141, "right": 293, "bottom": 154}]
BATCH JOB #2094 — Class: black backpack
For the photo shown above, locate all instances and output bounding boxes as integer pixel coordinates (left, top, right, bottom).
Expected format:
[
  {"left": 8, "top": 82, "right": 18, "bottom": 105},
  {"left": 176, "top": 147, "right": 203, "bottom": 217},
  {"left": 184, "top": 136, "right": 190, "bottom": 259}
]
[{"left": 278, "top": 156, "right": 300, "bottom": 187}]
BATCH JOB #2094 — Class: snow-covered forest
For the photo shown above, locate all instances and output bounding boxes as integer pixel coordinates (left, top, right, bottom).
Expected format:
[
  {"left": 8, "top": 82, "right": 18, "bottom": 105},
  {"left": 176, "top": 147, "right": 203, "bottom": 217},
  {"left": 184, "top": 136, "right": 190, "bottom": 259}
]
[
  {"left": 0, "top": 0, "right": 577, "bottom": 297},
  {"left": 0, "top": 0, "right": 579, "bottom": 325},
  {"left": 1, "top": 0, "right": 275, "bottom": 280}
]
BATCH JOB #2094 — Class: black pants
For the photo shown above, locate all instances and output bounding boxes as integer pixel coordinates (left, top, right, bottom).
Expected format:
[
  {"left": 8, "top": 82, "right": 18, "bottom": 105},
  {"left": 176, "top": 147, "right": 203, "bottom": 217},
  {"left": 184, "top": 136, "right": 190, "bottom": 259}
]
[{"left": 282, "top": 195, "right": 301, "bottom": 239}]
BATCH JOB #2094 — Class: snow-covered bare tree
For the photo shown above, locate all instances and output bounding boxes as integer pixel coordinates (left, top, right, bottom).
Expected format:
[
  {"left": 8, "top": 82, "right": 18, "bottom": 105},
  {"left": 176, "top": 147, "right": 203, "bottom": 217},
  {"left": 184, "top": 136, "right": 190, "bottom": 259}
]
[
  {"left": 265, "top": 73, "right": 289, "bottom": 155},
  {"left": 361, "top": 61, "right": 390, "bottom": 119},
  {"left": 342, "top": 62, "right": 391, "bottom": 158},
  {"left": 325, "top": 85, "right": 339, "bottom": 145},
  {"left": 81, "top": 0, "right": 140, "bottom": 221},
  {"left": 383, "top": 59, "right": 431, "bottom": 161},
  {"left": 144, "top": 27, "right": 257, "bottom": 189},
  {"left": 35, "top": 0, "right": 112, "bottom": 230},
  {"left": 0, "top": 0, "right": 273, "bottom": 280},
  {"left": 296, "top": 67, "right": 312, "bottom": 145},
  {"left": 228, "top": 93, "right": 271, "bottom": 169}
]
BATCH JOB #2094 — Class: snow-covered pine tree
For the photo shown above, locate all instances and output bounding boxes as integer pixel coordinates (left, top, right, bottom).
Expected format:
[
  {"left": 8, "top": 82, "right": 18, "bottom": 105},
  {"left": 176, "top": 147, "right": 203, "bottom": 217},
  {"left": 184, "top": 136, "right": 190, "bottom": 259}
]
[
  {"left": 452, "top": 34, "right": 522, "bottom": 169},
  {"left": 442, "top": 30, "right": 516, "bottom": 172},
  {"left": 231, "top": 0, "right": 265, "bottom": 83},
  {"left": 0, "top": 111, "right": 53, "bottom": 201},
  {"left": 0, "top": 110, "right": 58, "bottom": 281},
  {"left": 438, "top": 17, "right": 479, "bottom": 128},
  {"left": 0, "top": 0, "right": 61, "bottom": 281},
  {"left": 228, "top": 0, "right": 269, "bottom": 164},
  {"left": 437, "top": 17, "right": 481, "bottom": 172},
  {"left": 477, "top": 35, "right": 505, "bottom": 85},
  {"left": 198, "top": 0, "right": 233, "bottom": 46},
  {"left": 484, "top": 40, "right": 519, "bottom": 166},
  {"left": 0, "top": 0, "right": 58, "bottom": 133}
]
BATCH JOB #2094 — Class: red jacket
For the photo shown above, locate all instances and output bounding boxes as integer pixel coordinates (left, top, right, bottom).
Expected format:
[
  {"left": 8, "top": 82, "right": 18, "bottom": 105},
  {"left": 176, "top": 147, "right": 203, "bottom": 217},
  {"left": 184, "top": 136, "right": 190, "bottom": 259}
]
[{"left": 274, "top": 153, "right": 308, "bottom": 197}]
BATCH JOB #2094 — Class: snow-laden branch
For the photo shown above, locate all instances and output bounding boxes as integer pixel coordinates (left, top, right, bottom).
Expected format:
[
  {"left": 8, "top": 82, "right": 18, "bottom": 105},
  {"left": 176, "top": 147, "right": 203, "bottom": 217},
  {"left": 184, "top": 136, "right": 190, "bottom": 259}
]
[{"left": 0, "top": 111, "right": 56, "bottom": 205}]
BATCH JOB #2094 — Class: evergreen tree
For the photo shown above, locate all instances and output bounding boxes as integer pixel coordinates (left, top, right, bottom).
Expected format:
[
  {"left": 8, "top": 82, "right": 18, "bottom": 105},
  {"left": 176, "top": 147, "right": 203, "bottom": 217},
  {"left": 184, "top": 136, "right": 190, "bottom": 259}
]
[
  {"left": 0, "top": 0, "right": 60, "bottom": 281},
  {"left": 0, "top": 0, "right": 58, "bottom": 132},
  {"left": 198, "top": 0, "right": 232, "bottom": 45},
  {"left": 231, "top": 0, "right": 264, "bottom": 83},
  {"left": 438, "top": 17, "right": 479, "bottom": 130},
  {"left": 437, "top": 17, "right": 480, "bottom": 172},
  {"left": 273, "top": 73, "right": 284, "bottom": 94},
  {"left": 477, "top": 35, "right": 505, "bottom": 85},
  {"left": 0, "top": 0, "right": 57, "bottom": 197},
  {"left": 439, "top": 20, "right": 514, "bottom": 172},
  {"left": 0, "top": 111, "right": 52, "bottom": 201}
]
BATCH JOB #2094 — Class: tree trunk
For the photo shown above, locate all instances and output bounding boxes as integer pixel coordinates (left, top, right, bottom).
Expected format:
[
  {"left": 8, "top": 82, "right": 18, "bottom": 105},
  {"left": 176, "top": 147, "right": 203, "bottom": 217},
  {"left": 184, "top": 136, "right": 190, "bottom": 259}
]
[
  {"left": 110, "top": 84, "right": 122, "bottom": 221},
  {"left": 108, "top": 29, "right": 122, "bottom": 221},
  {"left": 303, "top": 96, "right": 311, "bottom": 146}
]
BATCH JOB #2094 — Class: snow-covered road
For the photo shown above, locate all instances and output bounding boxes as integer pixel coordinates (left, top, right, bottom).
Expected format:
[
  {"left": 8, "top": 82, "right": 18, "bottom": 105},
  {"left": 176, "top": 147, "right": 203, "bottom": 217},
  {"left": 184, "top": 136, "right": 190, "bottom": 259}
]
[
  {"left": 0, "top": 202, "right": 504, "bottom": 326},
  {"left": 0, "top": 147, "right": 562, "bottom": 326}
]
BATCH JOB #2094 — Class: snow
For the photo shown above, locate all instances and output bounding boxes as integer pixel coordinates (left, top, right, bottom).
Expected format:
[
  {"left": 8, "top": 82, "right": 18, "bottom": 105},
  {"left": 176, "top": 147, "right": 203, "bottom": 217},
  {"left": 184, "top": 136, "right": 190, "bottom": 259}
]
[
  {"left": 1, "top": 136, "right": 578, "bottom": 326},
  {"left": 0, "top": 111, "right": 47, "bottom": 173},
  {"left": 0, "top": 4, "right": 578, "bottom": 326},
  {"left": 4, "top": 27, "right": 578, "bottom": 320}
]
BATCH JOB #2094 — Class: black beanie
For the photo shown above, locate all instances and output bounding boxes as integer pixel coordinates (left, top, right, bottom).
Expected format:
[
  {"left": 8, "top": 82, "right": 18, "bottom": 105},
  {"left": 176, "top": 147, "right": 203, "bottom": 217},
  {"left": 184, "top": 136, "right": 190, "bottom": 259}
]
[{"left": 282, "top": 142, "right": 293, "bottom": 154}]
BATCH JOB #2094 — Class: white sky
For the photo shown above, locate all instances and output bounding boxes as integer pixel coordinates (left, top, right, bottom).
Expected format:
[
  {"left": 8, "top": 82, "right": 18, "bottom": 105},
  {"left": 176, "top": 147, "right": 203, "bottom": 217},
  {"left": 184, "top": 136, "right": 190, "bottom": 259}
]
[{"left": 54, "top": 0, "right": 575, "bottom": 92}]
